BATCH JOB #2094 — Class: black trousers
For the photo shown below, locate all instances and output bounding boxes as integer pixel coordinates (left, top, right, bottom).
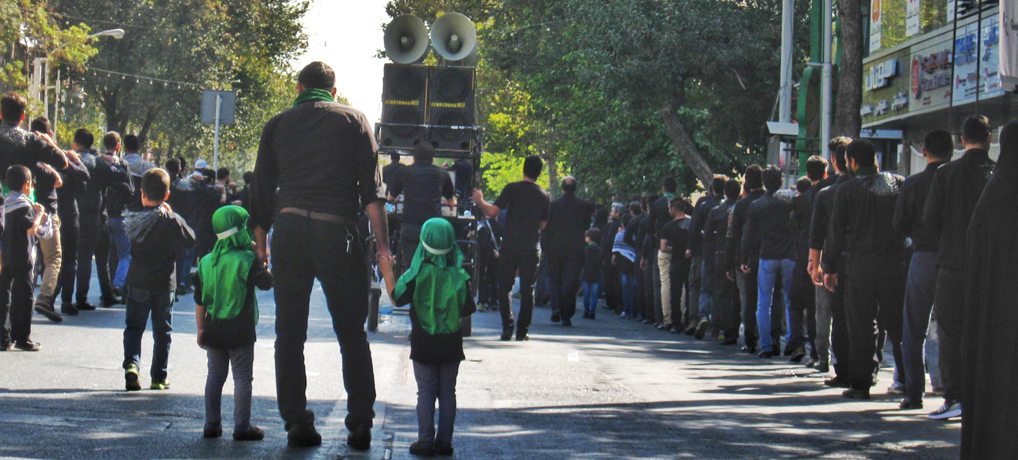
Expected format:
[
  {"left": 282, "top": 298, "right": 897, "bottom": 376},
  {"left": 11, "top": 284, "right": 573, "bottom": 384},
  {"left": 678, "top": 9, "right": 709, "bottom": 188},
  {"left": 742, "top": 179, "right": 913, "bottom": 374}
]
[
  {"left": 56, "top": 212, "right": 79, "bottom": 304},
  {"left": 271, "top": 213, "right": 376, "bottom": 431},
  {"left": 0, "top": 266, "right": 35, "bottom": 344},
  {"left": 843, "top": 255, "right": 906, "bottom": 390},
  {"left": 497, "top": 241, "right": 540, "bottom": 336},
  {"left": 547, "top": 249, "right": 583, "bottom": 322},
  {"left": 934, "top": 267, "right": 965, "bottom": 403},
  {"left": 604, "top": 261, "right": 622, "bottom": 311},
  {"left": 788, "top": 259, "right": 817, "bottom": 355},
  {"left": 670, "top": 262, "right": 690, "bottom": 327},
  {"left": 642, "top": 257, "right": 656, "bottom": 320},
  {"left": 477, "top": 251, "right": 499, "bottom": 305},
  {"left": 76, "top": 212, "right": 114, "bottom": 304}
]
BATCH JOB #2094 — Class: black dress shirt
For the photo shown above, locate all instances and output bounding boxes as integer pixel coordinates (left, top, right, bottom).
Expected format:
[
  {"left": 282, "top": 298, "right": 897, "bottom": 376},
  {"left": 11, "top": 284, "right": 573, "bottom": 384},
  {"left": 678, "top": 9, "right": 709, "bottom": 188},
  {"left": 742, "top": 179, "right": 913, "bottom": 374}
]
[
  {"left": 743, "top": 190, "right": 797, "bottom": 263},
  {"left": 388, "top": 162, "right": 455, "bottom": 226},
  {"left": 822, "top": 170, "right": 905, "bottom": 272},
  {"left": 923, "top": 149, "right": 995, "bottom": 270},
  {"left": 494, "top": 181, "right": 550, "bottom": 248},
  {"left": 893, "top": 161, "right": 947, "bottom": 252},
  {"left": 809, "top": 175, "right": 850, "bottom": 252},
  {"left": 252, "top": 100, "right": 384, "bottom": 230},
  {"left": 725, "top": 189, "right": 765, "bottom": 271}
]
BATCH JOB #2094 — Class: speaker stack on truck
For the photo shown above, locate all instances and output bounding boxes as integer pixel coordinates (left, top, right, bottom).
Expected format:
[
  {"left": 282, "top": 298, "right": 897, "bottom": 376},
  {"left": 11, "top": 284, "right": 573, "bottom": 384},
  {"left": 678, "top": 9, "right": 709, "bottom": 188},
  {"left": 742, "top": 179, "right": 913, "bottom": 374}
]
[{"left": 379, "top": 13, "right": 479, "bottom": 155}]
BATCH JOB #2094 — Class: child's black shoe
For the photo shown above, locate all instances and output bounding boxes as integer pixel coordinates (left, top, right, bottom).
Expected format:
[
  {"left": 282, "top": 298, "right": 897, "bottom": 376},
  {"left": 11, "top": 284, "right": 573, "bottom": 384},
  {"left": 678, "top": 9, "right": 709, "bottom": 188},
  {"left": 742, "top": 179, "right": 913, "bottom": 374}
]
[
  {"left": 233, "top": 425, "right": 264, "bottom": 441},
  {"left": 409, "top": 440, "right": 435, "bottom": 456}
]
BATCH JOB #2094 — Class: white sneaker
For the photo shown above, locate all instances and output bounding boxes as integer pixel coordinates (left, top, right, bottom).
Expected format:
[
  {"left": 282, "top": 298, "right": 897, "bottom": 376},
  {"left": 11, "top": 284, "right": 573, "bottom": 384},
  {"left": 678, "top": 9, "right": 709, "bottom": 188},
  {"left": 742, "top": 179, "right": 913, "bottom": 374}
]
[{"left": 928, "top": 401, "right": 961, "bottom": 420}]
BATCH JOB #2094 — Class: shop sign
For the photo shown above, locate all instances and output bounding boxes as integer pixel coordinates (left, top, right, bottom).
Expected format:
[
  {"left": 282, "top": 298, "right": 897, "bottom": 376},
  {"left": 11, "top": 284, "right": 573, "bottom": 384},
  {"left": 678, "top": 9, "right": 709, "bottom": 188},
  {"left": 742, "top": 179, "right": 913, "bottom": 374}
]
[
  {"left": 910, "top": 38, "right": 953, "bottom": 112},
  {"left": 865, "top": 59, "right": 899, "bottom": 91},
  {"left": 907, "top": 0, "right": 921, "bottom": 37},
  {"left": 1004, "top": 0, "right": 1018, "bottom": 90},
  {"left": 870, "top": 0, "right": 883, "bottom": 52},
  {"left": 954, "top": 16, "right": 1004, "bottom": 105}
]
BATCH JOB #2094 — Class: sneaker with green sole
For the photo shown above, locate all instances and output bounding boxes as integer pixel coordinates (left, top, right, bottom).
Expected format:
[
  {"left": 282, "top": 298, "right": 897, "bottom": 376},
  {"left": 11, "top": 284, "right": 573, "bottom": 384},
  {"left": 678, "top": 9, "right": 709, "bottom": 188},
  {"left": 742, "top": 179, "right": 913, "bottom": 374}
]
[
  {"left": 125, "top": 365, "right": 141, "bottom": 391},
  {"left": 150, "top": 380, "right": 170, "bottom": 390}
]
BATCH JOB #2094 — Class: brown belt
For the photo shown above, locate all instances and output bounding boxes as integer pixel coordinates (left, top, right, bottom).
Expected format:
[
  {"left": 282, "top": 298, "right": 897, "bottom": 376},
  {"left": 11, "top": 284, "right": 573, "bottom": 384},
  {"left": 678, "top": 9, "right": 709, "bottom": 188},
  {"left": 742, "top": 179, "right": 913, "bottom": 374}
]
[{"left": 280, "top": 207, "right": 356, "bottom": 226}]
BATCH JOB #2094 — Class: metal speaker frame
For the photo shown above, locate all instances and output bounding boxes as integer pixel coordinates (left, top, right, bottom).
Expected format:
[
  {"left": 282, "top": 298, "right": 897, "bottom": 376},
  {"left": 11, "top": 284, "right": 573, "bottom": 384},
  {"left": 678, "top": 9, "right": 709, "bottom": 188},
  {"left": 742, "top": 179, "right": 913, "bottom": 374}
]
[
  {"left": 430, "top": 12, "right": 477, "bottom": 62},
  {"left": 384, "top": 15, "right": 430, "bottom": 64}
]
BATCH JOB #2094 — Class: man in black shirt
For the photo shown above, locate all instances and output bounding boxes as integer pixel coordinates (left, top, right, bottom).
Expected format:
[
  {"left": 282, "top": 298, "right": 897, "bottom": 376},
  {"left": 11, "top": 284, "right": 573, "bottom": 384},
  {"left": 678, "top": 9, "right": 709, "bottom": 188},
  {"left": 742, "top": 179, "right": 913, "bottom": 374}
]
[
  {"left": 625, "top": 200, "right": 648, "bottom": 321},
  {"left": 542, "top": 176, "right": 593, "bottom": 326},
  {"left": 387, "top": 143, "right": 456, "bottom": 266},
  {"left": 600, "top": 203, "right": 625, "bottom": 313},
  {"left": 54, "top": 129, "right": 90, "bottom": 315},
  {"left": 688, "top": 176, "right": 726, "bottom": 337},
  {"left": 661, "top": 197, "right": 692, "bottom": 331},
  {"left": 810, "top": 139, "right": 851, "bottom": 377},
  {"left": 726, "top": 165, "right": 765, "bottom": 353},
  {"left": 894, "top": 129, "right": 952, "bottom": 410},
  {"left": 788, "top": 156, "right": 828, "bottom": 364},
  {"left": 706, "top": 180, "right": 741, "bottom": 344},
  {"left": 922, "top": 116, "right": 995, "bottom": 420},
  {"left": 743, "top": 167, "right": 796, "bottom": 358},
  {"left": 649, "top": 178, "right": 677, "bottom": 330},
  {"left": 472, "top": 155, "right": 550, "bottom": 341},
  {"left": 252, "top": 62, "right": 391, "bottom": 449},
  {"left": 381, "top": 153, "right": 403, "bottom": 189},
  {"left": 823, "top": 140, "right": 906, "bottom": 399}
]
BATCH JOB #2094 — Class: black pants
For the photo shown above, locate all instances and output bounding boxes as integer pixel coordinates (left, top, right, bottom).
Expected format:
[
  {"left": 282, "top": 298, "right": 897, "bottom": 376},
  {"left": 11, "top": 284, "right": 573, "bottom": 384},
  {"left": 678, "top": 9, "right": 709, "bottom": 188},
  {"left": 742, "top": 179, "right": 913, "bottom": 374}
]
[
  {"left": 76, "top": 212, "right": 114, "bottom": 304},
  {"left": 788, "top": 260, "right": 816, "bottom": 355},
  {"left": 497, "top": 241, "right": 540, "bottom": 336},
  {"left": 399, "top": 222, "right": 422, "bottom": 272},
  {"left": 0, "top": 266, "right": 34, "bottom": 345},
  {"left": 478, "top": 250, "right": 499, "bottom": 305},
  {"left": 741, "top": 259, "right": 760, "bottom": 347},
  {"left": 670, "top": 262, "right": 690, "bottom": 328},
  {"left": 547, "top": 249, "right": 583, "bottom": 322},
  {"left": 643, "top": 257, "right": 656, "bottom": 321},
  {"left": 271, "top": 213, "right": 376, "bottom": 431},
  {"left": 718, "top": 266, "right": 740, "bottom": 338},
  {"left": 604, "top": 261, "right": 622, "bottom": 311},
  {"left": 843, "top": 256, "right": 906, "bottom": 390},
  {"left": 934, "top": 267, "right": 965, "bottom": 403},
  {"left": 56, "top": 212, "right": 79, "bottom": 304}
]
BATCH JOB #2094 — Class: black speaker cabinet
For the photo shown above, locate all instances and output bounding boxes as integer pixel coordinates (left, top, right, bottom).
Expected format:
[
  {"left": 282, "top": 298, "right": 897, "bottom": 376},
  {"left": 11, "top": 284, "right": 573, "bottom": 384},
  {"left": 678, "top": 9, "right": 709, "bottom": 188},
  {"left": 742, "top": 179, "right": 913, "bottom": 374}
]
[
  {"left": 427, "top": 66, "right": 475, "bottom": 153},
  {"left": 380, "top": 64, "right": 429, "bottom": 149}
]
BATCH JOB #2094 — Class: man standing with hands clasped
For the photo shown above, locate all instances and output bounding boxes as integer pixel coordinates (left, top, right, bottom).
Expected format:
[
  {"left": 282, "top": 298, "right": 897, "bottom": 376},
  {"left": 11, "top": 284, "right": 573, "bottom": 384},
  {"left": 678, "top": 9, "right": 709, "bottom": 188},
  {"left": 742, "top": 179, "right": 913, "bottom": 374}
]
[{"left": 251, "top": 62, "right": 394, "bottom": 450}]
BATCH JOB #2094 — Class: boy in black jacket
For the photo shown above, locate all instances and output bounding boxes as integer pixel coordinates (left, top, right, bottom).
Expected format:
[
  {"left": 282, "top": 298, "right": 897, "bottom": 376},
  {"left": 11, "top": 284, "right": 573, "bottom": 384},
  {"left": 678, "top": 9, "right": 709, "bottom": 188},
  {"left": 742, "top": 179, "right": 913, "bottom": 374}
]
[
  {"left": 121, "top": 168, "right": 195, "bottom": 391},
  {"left": 1, "top": 165, "right": 51, "bottom": 350}
]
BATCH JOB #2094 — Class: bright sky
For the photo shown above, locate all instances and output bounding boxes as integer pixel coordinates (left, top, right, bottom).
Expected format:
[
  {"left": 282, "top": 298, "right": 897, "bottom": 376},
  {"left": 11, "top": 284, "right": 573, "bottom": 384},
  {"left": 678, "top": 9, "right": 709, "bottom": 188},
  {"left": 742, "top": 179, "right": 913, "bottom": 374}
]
[{"left": 295, "top": 0, "right": 390, "bottom": 128}]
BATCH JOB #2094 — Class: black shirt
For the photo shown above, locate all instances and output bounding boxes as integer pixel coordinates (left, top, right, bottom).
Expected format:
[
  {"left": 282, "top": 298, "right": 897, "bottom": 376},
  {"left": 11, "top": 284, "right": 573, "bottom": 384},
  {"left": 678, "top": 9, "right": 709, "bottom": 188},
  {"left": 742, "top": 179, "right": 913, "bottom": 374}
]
[
  {"left": 55, "top": 159, "right": 89, "bottom": 220},
  {"left": 388, "top": 162, "right": 455, "bottom": 226},
  {"left": 382, "top": 162, "right": 403, "bottom": 189},
  {"left": 822, "top": 170, "right": 905, "bottom": 272},
  {"left": 893, "top": 161, "right": 947, "bottom": 252},
  {"left": 494, "top": 181, "right": 550, "bottom": 247},
  {"left": 77, "top": 151, "right": 132, "bottom": 216},
  {"left": 125, "top": 207, "right": 196, "bottom": 291},
  {"left": 704, "top": 199, "right": 735, "bottom": 264},
  {"left": 252, "top": 100, "right": 384, "bottom": 230},
  {"left": 581, "top": 244, "right": 604, "bottom": 284},
  {"left": 743, "top": 190, "right": 797, "bottom": 263},
  {"left": 648, "top": 195, "right": 674, "bottom": 238},
  {"left": 0, "top": 198, "right": 34, "bottom": 269},
  {"left": 0, "top": 123, "right": 66, "bottom": 186},
  {"left": 809, "top": 175, "right": 850, "bottom": 252},
  {"left": 541, "top": 192, "right": 594, "bottom": 254},
  {"left": 662, "top": 217, "right": 691, "bottom": 268},
  {"left": 790, "top": 188, "right": 816, "bottom": 262},
  {"left": 726, "top": 189, "right": 765, "bottom": 271},
  {"left": 690, "top": 194, "right": 721, "bottom": 258},
  {"left": 450, "top": 159, "right": 472, "bottom": 198},
  {"left": 33, "top": 162, "right": 61, "bottom": 214},
  {"left": 193, "top": 262, "right": 273, "bottom": 349},
  {"left": 624, "top": 213, "right": 645, "bottom": 257},
  {"left": 923, "top": 149, "right": 995, "bottom": 270}
]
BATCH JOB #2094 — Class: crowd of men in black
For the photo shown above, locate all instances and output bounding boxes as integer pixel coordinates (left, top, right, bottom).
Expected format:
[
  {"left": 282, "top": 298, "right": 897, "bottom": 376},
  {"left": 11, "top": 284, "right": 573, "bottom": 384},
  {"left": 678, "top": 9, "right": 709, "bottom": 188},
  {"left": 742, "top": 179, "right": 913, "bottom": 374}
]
[
  {"left": 0, "top": 92, "right": 251, "bottom": 334},
  {"left": 465, "top": 115, "right": 1003, "bottom": 432}
]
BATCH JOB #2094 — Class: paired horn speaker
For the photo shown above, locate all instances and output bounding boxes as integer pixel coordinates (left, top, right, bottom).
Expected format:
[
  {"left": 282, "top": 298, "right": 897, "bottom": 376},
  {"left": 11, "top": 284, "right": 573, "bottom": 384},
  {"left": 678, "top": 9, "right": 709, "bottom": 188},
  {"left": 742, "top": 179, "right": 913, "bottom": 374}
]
[
  {"left": 384, "top": 15, "right": 430, "bottom": 64},
  {"left": 430, "top": 13, "right": 477, "bottom": 61}
]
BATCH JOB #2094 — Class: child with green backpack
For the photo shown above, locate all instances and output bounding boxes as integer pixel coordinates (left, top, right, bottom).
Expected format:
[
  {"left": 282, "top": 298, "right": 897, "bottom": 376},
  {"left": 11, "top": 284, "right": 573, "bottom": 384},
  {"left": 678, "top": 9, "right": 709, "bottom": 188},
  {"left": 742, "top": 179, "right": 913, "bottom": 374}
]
[{"left": 391, "top": 217, "right": 475, "bottom": 456}]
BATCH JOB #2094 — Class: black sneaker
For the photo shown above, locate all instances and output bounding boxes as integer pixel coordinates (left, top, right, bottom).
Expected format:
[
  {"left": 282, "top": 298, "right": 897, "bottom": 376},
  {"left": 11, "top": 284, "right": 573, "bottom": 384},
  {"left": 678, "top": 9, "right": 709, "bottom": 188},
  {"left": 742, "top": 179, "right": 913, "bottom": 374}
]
[
  {"left": 500, "top": 328, "right": 513, "bottom": 341},
  {"left": 33, "top": 305, "right": 62, "bottom": 323},
  {"left": 899, "top": 398, "right": 923, "bottom": 410},
  {"left": 100, "top": 297, "right": 122, "bottom": 308},
  {"left": 815, "top": 362, "right": 830, "bottom": 373},
  {"left": 287, "top": 423, "right": 322, "bottom": 448},
  {"left": 435, "top": 444, "right": 454, "bottom": 456},
  {"left": 684, "top": 324, "right": 697, "bottom": 335},
  {"left": 805, "top": 358, "right": 819, "bottom": 368},
  {"left": 516, "top": 334, "right": 530, "bottom": 341},
  {"left": 693, "top": 319, "right": 709, "bottom": 340},
  {"left": 0, "top": 342, "right": 10, "bottom": 351},
  {"left": 741, "top": 345, "right": 757, "bottom": 354},
  {"left": 347, "top": 424, "right": 371, "bottom": 450},
  {"left": 842, "top": 388, "right": 870, "bottom": 400},
  {"left": 758, "top": 350, "right": 776, "bottom": 359},
  {"left": 561, "top": 320, "right": 572, "bottom": 327},
  {"left": 789, "top": 347, "right": 807, "bottom": 363},
  {"left": 203, "top": 423, "right": 222, "bottom": 438},
  {"left": 824, "top": 376, "right": 851, "bottom": 388},
  {"left": 409, "top": 440, "right": 435, "bottom": 456},
  {"left": 14, "top": 340, "right": 41, "bottom": 351},
  {"left": 720, "top": 335, "right": 738, "bottom": 345},
  {"left": 112, "top": 287, "right": 124, "bottom": 299},
  {"left": 550, "top": 311, "right": 560, "bottom": 323},
  {"left": 928, "top": 401, "right": 962, "bottom": 420},
  {"left": 61, "top": 303, "right": 79, "bottom": 316},
  {"left": 125, "top": 364, "right": 142, "bottom": 391},
  {"left": 75, "top": 302, "right": 97, "bottom": 311},
  {"left": 233, "top": 425, "right": 264, "bottom": 441}
]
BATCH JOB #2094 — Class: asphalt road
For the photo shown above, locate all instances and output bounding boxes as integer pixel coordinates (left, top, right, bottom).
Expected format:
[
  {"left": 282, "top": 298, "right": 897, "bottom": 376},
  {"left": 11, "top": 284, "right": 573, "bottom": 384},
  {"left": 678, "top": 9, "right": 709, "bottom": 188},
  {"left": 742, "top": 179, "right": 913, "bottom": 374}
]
[{"left": 0, "top": 276, "right": 960, "bottom": 459}]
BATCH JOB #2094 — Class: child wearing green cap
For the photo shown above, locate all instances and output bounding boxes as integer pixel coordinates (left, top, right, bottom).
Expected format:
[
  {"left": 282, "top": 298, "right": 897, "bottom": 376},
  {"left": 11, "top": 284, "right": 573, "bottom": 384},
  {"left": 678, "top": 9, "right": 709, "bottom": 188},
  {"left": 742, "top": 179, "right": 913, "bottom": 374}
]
[
  {"left": 391, "top": 217, "right": 475, "bottom": 456},
  {"left": 193, "top": 205, "right": 273, "bottom": 441}
]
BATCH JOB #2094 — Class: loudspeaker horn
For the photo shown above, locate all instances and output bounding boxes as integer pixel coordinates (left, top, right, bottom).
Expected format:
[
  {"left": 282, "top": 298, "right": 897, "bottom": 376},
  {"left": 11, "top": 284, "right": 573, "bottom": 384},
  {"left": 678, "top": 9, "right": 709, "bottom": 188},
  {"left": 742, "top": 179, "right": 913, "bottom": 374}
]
[
  {"left": 384, "top": 15, "right": 430, "bottom": 64},
  {"left": 430, "top": 12, "right": 477, "bottom": 61},
  {"left": 449, "top": 45, "right": 480, "bottom": 67}
]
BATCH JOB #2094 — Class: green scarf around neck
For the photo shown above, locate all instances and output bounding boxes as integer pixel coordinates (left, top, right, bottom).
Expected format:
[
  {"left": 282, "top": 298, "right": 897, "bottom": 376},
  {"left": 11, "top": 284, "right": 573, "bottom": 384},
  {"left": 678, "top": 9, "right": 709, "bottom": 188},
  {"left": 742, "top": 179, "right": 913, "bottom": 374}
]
[
  {"left": 293, "top": 88, "right": 335, "bottom": 107},
  {"left": 196, "top": 205, "right": 257, "bottom": 323},
  {"left": 394, "top": 218, "right": 469, "bottom": 335}
]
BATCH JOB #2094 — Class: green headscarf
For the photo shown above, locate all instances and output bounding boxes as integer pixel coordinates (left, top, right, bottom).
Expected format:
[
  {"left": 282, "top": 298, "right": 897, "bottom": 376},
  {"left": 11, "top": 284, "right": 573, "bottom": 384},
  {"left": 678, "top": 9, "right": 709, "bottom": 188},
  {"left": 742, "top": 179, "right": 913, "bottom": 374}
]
[
  {"left": 196, "top": 205, "right": 257, "bottom": 323},
  {"left": 394, "top": 218, "right": 469, "bottom": 335},
  {"left": 293, "top": 88, "right": 335, "bottom": 107}
]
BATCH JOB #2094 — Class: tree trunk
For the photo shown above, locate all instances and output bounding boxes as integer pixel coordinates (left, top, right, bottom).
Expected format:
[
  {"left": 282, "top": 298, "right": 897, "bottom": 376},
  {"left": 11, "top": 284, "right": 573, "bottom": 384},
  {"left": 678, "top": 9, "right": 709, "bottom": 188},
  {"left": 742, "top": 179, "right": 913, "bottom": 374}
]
[
  {"left": 541, "top": 150, "right": 559, "bottom": 198},
  {"left": 833, "top": 0, "right": 863, "bottom": 138},
  {"left": 138, "top": 108, "right": 157, "bottom": 148},
  {"left": 659, "top": 100, "right": 714, "bottom": 190}
]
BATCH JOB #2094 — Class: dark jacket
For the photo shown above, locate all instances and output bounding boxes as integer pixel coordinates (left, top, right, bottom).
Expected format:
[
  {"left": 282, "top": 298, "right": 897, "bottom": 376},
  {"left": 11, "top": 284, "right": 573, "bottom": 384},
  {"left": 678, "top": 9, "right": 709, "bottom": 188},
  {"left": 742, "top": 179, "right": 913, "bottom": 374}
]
[
  {"left": 822, "top": 170, "right": 906, "bottom": 272},
  {"left": 790, "top": 188, "right": 816, "bottom": 262},
  {"left": 923, "top": 149, "right": 995, "bottom": 270},
  {"left": 77, "top": 150, "right": 131, "bottom": 216},
  {"left": 726, "top": 189, "right": 765, "bottom": 271},
  {"left": 125, "top": 206, "right": 196, "bottom": 291},
  {"left": 55, "top": 159, "right": 89, "bottom": 221},
  {"left": 542, "top": 192, "right": 593, "bottom": 255},
  {"left": 743, "top": 190, "right": 797, "bottom": 263},
  {"left": 193, "top": 262, "right": 273, "bottom": 349},
  {"left": 704, "top": 199, "right": 735, "bottom": 267},
  {"left": 893, "top": 161, "right": 948, "bottom": 252},
  {"left": 809, "top": 175, "right": 850, "bottom": 252},
  {"left": 581, "top": 243, "right": 604, "bottom": 284},
  {"left": 690, "top": 194, "right": 721, "bottom": 258}
]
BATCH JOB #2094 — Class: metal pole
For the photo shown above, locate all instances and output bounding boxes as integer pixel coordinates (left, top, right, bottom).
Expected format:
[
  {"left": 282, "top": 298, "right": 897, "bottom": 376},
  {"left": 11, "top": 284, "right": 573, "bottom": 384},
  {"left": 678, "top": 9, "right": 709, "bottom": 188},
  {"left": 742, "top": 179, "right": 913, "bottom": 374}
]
[
  {"left": 43, "top": 59, "right": 48, "bottom": 123},
  {"left": 779, "top": 0, "right": 795, "bottom": 123},
  {"left": 55, "top": 69, "right": 60, "bottom": 143},
  {"left": 821, "top": 0, "right": 834, "bottom": 160},
  {"left": 213, "top": 94, "right": 221, "bottom": 171}
]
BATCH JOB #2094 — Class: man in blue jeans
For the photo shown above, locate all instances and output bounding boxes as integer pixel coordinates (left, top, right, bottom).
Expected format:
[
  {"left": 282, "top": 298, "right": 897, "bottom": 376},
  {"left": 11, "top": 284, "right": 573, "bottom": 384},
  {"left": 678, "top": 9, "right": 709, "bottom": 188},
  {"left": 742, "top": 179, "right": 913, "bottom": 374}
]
[{"left": 742, "top": 166, "right": 797, "bottom": 358}]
